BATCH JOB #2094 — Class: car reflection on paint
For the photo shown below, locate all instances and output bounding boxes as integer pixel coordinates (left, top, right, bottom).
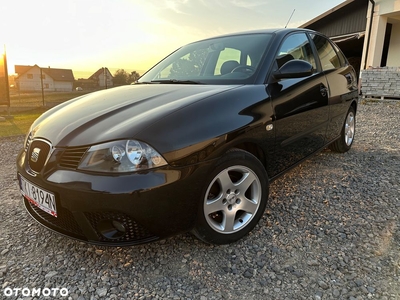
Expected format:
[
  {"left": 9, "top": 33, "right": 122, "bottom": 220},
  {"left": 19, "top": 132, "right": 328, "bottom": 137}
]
[{"left": 17, "top": 28, "right": 358, "bottom": 246}]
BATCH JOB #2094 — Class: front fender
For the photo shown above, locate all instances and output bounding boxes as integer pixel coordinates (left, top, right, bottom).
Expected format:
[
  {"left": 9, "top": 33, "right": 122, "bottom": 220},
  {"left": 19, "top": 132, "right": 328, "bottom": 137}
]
[{"left": 135, "top": 85, "right": 274, "bottom": 167}]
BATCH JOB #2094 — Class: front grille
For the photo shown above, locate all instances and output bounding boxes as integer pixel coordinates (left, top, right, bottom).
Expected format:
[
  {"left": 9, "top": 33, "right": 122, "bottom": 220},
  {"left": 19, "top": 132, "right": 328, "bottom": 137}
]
[
  {"left": 25, "top": 132, "right": 33, "bottom": 152},
  {"left": 26, "top": 198, "right": 84, "bottom": 237},
  {"left": 28, "top": 140, "right": 51, "bottom": 173},
  {"left": 59, "top": 147, "right": 89, "bottom": 169},
  {"left": 85, "top": 211, "right": 157, "bottom": 243}
]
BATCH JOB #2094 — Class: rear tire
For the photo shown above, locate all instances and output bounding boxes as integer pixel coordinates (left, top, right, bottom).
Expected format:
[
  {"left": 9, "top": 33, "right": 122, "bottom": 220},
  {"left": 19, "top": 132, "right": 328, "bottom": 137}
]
[
  {"left": 192, "top": 149, "right": 268, "bottom": 244},
  {"left": 329, "top": 106, "right": 356, "bottom": 153}
]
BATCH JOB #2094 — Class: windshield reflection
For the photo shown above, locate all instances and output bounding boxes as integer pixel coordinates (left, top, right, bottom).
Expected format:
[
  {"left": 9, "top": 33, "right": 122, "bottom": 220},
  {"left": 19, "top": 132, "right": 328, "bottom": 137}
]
[{"left": 138, "top": 33, "right": 273, "bottom": 85}]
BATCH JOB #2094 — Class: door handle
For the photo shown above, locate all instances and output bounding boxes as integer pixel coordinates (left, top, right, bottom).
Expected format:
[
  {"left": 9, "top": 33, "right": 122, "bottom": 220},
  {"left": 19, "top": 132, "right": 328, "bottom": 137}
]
[{"left": 320, "top": 84, "right": 328, "bottom": 97}]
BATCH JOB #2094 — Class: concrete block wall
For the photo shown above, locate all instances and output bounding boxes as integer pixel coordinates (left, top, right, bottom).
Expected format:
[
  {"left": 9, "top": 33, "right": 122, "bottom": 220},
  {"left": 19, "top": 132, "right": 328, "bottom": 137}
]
[{"left": 361, "top": 67, "right": 400, "bottom": 99}]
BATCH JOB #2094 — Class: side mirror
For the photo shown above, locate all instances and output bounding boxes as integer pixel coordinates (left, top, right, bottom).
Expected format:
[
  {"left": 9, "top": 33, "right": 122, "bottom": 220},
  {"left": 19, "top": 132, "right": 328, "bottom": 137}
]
[{"left": 273, "top": 59, "right": 314, "bottom": 80}]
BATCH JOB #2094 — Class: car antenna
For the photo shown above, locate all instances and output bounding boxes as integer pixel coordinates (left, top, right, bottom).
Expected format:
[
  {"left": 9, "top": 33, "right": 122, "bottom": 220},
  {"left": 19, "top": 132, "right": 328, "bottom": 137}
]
[{"left": 285, "top": 9, "right": 296, "bottom": 28}]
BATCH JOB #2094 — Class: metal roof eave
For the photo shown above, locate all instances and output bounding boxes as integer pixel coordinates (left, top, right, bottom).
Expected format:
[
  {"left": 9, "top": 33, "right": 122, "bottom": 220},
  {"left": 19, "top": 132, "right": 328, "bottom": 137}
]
[
  {"left": 331, "top": 31, "right": 366, "bottom": 43},
  {"left": 299, "top": 0, "right": 355, "bottom": 28}
]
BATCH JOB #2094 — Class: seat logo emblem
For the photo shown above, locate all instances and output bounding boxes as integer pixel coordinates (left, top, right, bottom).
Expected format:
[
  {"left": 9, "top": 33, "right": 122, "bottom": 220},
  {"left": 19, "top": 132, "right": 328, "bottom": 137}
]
[{"left": 31, "top": 148, "right": 41, "bottom": 163}]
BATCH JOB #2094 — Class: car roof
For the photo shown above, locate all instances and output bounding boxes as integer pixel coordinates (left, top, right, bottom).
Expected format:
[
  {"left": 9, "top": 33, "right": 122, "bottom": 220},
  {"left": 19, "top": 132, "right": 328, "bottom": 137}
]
[
  {"left": 222, "top": 28, "right": 315, "bottom": 35},
  {"left": 187, "top": 28, "right": 318, "bottom": 45}
]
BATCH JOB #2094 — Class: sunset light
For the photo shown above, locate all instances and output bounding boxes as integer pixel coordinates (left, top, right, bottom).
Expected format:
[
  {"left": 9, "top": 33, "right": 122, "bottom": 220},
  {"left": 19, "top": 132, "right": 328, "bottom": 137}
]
[
  {"left": 3, "top": 1, "right": 400, "bottom": 299},
  {"left": 1, "top": 0, "right": 345, "bottom": 79}
]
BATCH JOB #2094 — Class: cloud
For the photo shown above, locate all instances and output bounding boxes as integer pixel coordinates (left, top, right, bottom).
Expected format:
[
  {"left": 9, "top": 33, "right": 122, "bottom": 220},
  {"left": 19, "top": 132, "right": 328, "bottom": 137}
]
[
  {"left": 163, "top": 0, "right": 190, "bottom": 14},
  {"left": 4, "top": 0, "right": 346, "bottom": 75},
  {"left": 229, "top": 0, "right": 268, "bottom": 8}
]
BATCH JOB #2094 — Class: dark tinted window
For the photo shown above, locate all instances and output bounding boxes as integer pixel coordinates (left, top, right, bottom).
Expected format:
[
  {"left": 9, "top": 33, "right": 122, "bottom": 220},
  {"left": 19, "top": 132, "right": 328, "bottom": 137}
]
[
  {"left": 332, "top": 42, "right": 347, "bottom": 66},
  {"left": 311, "top": 34, "right": 342, "bottom": 71},
  {"left": 276, "top": 33, "right": 316, "bottom": 70}
]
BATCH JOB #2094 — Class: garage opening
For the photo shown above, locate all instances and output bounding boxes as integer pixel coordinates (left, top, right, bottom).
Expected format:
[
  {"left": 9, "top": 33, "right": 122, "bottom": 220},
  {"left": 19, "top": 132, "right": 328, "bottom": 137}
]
[
  {"left": 331, "top": 32, "right": 365, "bottom": 79},
  {"left": 381, "top": 23, "right": 392, "bottom": 67}
]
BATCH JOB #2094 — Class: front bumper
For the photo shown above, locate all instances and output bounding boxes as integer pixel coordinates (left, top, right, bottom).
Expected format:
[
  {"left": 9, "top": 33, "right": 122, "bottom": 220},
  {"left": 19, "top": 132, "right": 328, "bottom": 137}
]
[{"left": 17, "top": 149, "right": 213, "bottom": 246}]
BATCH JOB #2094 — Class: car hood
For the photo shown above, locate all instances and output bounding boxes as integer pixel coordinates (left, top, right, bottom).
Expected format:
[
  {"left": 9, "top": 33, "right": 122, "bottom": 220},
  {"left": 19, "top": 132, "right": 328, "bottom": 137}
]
[{"left": 30, "top": 84, "right": 238, "bottom": 147}]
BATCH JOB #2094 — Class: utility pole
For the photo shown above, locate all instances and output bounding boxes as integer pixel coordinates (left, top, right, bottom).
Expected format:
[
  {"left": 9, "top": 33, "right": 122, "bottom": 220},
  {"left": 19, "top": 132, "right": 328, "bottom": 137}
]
[
  {"left": 40, "top": 67, "right": 45, "bottom": 106},
  {"left": 0, "top": 46, "right": 11, "bottom": 118},
  {"left": 104, "top": 67, "right": 108, "bottom": 89}
]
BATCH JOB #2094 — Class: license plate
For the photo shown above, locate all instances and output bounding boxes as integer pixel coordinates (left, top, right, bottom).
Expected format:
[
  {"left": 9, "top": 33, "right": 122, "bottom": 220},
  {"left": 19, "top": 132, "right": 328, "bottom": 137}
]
[{"left": 19, "top": 175, "right": 57, "bottom": 218}]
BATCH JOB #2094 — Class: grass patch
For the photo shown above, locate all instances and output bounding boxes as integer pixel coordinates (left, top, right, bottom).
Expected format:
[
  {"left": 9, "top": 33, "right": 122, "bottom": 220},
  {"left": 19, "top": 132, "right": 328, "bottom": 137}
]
[
  {"left": 0, "top": 91, "right": 95, "bottom": 138},
  {"left": 0, "top": 90, "right": 102, "bottom": 138},
  {"left": 10, "top": 91, "right": 90, "bottom": 107},
  {"left": 0, "top": 108, "right": 47, "bottom": 138}
]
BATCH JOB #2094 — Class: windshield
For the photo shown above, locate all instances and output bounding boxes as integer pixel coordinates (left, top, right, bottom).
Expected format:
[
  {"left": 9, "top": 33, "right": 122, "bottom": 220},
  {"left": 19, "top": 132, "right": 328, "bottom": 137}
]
[{"left": 138, "top": 33, "right": 273, "bottom": 84}]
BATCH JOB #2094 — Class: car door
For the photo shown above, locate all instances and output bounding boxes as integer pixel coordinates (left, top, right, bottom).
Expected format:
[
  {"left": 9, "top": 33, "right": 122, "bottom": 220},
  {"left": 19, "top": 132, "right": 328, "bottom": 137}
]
[
  {"left": 309, "top": 33, "right": 358, "bottom": 143},
  {"left": 268, "top": 32, "right": 330, "bottom": 176}
]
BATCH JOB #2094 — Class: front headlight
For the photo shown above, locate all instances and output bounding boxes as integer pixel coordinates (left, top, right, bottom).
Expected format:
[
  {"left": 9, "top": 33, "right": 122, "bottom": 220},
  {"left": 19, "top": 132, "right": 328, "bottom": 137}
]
[{"left": 78, "top": 140, "right": 167, "bottom": 173}]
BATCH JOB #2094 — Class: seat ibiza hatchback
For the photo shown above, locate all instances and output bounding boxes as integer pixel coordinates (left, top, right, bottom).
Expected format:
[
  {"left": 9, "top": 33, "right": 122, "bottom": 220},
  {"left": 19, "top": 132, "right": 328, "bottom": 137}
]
[{"left": 17, "top": 28, "right": 358, "bottom": 246}]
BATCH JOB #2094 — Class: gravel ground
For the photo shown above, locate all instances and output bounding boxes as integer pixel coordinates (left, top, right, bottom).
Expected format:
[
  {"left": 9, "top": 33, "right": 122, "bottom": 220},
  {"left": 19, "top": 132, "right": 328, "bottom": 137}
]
[{"left": 1, "top": 100, "right": 399, "bottom": 300}]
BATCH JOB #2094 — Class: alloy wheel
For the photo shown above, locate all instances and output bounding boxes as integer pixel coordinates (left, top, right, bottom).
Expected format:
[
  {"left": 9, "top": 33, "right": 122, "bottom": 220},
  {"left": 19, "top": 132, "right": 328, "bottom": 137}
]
[
  {"left": 345, "top": 111, "right": 355, "bottom": 146},
  {"left": 203, "top": 165, "right": 262, "bottom": 234}
]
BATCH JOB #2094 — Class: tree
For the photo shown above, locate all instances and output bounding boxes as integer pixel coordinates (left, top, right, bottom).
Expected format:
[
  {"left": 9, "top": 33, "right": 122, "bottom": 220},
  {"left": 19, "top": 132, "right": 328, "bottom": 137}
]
[
  {"left": 113, "top": 69, "right": 141, "bottom": 85},
  {"left": 169, "top": 49, "right": 208, "bottom": 78},
  {"left": 128, "top": 71, "right": 140, "bottom": 84},
  {"left": 113, "top": 69, "right": 129, "bottom": 85}
]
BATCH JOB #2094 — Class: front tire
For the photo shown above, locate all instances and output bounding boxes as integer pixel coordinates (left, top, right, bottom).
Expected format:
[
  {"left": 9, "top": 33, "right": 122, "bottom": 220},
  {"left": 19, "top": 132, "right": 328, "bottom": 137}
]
[
  {"left": 329, "top": 105, "right": 356, "bottom": 153},
  {"left": 192, "top": 149, "right": 268, "bottom": 244}
]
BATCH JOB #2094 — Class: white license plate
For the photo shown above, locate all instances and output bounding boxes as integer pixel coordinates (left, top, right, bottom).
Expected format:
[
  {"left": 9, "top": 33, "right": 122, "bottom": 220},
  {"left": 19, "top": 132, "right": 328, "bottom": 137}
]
[{"left": 19, "top": 176, "right": 57, "bottom": 218}]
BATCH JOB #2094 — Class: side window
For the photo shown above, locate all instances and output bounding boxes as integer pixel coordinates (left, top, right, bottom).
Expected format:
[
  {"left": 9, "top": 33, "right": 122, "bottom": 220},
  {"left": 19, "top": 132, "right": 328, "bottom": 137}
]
[
  {"left": 332, "top": 42, "right": 347, "bottom": 66},
  {"left": 312, "top": 34, "right": 342, "bottom": 71},
  {"left": 276, "top": 33, "right": 316, "bottom": 70}
]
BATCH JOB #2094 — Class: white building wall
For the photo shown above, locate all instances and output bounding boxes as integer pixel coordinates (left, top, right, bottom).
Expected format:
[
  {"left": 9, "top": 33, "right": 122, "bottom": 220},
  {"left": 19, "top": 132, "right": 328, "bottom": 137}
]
[
  {"left": 18, "top": 66, "right": 42, "bottom": 91},
  {"left": 54, "top": 81, "right": 73, "bottom": 92},
  {"left": 41, "top": 71, "right": 55, "bottom": 91},
  {"left": 361, "top": 0, "right": 400, "bottom": 70},
  {"left": 378, "top": 0, "right": 400, "bottom": 14},
  {"left": 17, "top": 67, "right": 73, "bottom": 92},
  {"left": 387, "top": 23, "right": 400, "bottom": 66},
  {"left": 98, "top": 69, "right": 113, "bottom": 87},
  {"left": 366, "top": 14, "right": 388, "bottom": 68}
]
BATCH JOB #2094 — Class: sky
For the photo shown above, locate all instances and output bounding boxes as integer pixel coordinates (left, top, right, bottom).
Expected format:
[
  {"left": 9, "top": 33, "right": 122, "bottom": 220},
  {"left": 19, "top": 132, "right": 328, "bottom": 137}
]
[{"left": 1, "top": 0, "right": 345, "bottom": 79}]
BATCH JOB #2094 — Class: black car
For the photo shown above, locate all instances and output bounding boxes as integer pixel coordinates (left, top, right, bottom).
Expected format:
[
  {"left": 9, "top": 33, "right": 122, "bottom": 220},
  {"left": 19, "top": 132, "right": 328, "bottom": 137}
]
[{"left": 17, "top": 28, "right": 358, "bottom": 246}]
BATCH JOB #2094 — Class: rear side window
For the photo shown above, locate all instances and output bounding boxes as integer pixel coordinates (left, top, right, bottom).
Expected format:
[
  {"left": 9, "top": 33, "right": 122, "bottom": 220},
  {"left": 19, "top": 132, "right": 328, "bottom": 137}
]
[
  {"left": 332, "top": 42, "right": 347, "bottom": 66},
  {"left": 311, "top": 34, "right": 342, "bottom": 71}
]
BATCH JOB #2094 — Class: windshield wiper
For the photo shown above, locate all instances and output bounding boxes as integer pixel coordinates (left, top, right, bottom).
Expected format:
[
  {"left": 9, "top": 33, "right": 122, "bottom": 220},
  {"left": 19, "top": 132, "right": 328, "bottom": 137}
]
[
  {"left": 134, "top": 81, "right": 152, "bottom": 84},
  {"left": 150, "top": 79, "right": 202, "bottom": 84}
]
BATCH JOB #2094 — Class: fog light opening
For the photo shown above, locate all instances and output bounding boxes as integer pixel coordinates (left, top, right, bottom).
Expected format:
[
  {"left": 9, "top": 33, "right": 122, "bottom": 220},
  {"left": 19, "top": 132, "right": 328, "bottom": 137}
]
[{"left": 97, "top": 219, "right": 126, "bottom": 240}]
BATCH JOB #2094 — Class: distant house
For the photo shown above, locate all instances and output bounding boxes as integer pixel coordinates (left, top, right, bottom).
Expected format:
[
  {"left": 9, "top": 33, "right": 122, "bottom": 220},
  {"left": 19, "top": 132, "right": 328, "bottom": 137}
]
[
  {"left": 15, "top": 65, "right": 75, "bottom": 92},
  {"left": 88, "top": 67, "right": 113, "bottom": 88}
]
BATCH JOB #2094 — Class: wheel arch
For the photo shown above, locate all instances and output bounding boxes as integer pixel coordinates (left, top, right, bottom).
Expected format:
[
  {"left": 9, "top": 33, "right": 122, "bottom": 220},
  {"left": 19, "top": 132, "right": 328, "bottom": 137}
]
[
  {"left": 228, "top": 142, "right": 270, "bottom": 176},
  {"left": 192, "top": 146, "right": 269, "bottom": 244},
  {"left": 351, "top": 99, "right": 358, "bottom": 114}
]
